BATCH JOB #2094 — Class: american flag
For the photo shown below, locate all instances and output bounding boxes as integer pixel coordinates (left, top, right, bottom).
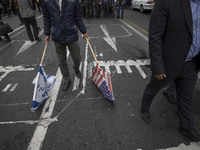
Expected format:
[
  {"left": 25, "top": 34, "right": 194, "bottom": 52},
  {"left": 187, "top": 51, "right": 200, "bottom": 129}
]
[{"left": 91, "top": 64, "right": 115, "bottom": 102}]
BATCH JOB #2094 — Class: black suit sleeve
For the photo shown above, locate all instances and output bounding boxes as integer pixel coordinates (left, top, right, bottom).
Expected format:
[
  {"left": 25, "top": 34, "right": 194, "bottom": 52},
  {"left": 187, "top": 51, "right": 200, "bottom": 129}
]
[{"left": 149, "top": 0, "right": 168, "bottom": 75}]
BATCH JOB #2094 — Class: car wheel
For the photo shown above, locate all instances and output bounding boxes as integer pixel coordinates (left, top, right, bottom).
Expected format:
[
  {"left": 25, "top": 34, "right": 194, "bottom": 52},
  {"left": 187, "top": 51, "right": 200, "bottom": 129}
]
[{"left": 140, "top": 5, "right": 144, "bottom": 13}]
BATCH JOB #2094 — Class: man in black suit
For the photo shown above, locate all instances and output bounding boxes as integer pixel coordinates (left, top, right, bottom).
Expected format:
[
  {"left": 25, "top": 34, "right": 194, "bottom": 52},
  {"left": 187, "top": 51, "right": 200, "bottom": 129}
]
[{"left": 140, "top": 0, "right": 200, "bottom": 141}]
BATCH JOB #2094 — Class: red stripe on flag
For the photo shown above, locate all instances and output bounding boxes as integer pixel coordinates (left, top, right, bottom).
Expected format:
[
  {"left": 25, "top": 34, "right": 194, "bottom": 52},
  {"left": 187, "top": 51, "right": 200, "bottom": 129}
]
[
  {"left": 96, "top": 74, "right": 104, "bottom": 85},
  {"left": 94, "top": 68, "right": 102, "bottom": 83},
  {"left": 107, "top": 72, "right": 112, "bottom": 92},
  {"left": 91, "top": 65, "right": 98, "bottom": 80}
]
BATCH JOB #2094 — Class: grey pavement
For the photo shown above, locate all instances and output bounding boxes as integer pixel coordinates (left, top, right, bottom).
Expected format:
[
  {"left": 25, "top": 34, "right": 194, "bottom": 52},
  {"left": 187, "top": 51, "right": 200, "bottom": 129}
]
[{"left": 0, "top": 10, "right": 200, "bottom": 150}]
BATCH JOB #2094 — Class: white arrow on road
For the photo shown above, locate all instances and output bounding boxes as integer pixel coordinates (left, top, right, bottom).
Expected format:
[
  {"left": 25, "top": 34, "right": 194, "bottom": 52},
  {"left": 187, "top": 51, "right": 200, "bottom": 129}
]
[
  {"left": 16, "top": 29, "right": 44, "bottom": 56},
  {"left": 100, "top": 25, "right": 117, "bottom": 52}
]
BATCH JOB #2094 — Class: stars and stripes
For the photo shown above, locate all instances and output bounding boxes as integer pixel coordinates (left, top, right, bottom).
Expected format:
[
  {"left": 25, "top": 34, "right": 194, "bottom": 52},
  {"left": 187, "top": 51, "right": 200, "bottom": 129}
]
[{"left": 91, "top": 64, "right": 115, "bottom": 102}]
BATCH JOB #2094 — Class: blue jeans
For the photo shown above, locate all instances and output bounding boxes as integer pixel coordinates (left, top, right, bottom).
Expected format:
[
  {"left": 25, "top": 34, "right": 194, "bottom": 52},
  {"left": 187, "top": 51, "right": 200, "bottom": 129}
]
[{"left": 117, "top": 4, "right": 124, "bottom": 18}]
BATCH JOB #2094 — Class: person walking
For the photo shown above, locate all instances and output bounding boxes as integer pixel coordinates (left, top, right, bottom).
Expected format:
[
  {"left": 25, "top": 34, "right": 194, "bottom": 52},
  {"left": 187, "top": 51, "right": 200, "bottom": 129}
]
[
  {"left": 14, "top": 0, "right": 23, "bottom": 25},
  {"left": 94, "top": 0, "right": 102, "bottom": 18},
  {"left": 16, "top": 0, "right": 40, "bottom": 42},
  {"left": 84, "top": 0, "right": 93, "bottom": 19},
  {"left": 103, "top": 0, "right": 110, "bottom": 18},
  {"left": 117, "top": 0, "right": 124, "bottom": 19},
  {"left": 140, "top": 0, "right": 200, "bottom": 142},
  {"left": 1, "top": 0, "right": 11, "bottom": 17},
  {"left": 0, "top": 13, "right": 11, "bottom": 42},
  {"left": 41, "top": 0, "right": 88, "bottom": 91}
]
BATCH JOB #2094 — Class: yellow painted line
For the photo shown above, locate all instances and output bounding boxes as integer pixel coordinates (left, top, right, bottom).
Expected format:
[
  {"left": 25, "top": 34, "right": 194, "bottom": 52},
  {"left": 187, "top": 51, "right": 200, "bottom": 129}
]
[{"left": 123, "top": 18, "right": 149, "bottom": 35}]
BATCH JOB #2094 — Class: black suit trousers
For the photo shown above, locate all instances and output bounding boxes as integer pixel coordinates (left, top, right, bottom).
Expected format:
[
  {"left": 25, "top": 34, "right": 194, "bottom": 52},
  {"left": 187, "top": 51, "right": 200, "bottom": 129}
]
[
  {"left": 141, "top": 60, "right": 198, "bottom": 129},
  {"left": 23, "top": 16, "right": 39, "bottom": 41}
]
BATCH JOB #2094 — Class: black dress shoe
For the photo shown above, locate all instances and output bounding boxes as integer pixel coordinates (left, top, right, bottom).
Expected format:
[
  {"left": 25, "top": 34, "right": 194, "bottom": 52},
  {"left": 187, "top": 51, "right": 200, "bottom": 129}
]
[
  {"left": 62, "top": 79, "right": 71, "bottom": 91},
  {"left": 35, "top": 38, "right": 41, "bottom": 41},
  {"left": 75, "top": 71, "right": 81, "bottom": 79},
  {"left": 140, "top": 110, "right": 150, "bottom": 124},
  {"left": 163, "top": 91, "right": 176, "bottom": 105},
  {"left": 179, "top": 127, "right": 200, "bottom": 142}
]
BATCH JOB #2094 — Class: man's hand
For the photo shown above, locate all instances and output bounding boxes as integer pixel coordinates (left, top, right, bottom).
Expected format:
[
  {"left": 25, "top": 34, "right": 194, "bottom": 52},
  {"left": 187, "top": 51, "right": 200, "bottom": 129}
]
[
  {"left": 44, "top": 36, "right": 50, "bottom": 44},
  {"left": 82, "top": 33, "right": 88, "bottom": 40},
  {"left": 154, "top": 73, "right": 166, "bottom": 80}
]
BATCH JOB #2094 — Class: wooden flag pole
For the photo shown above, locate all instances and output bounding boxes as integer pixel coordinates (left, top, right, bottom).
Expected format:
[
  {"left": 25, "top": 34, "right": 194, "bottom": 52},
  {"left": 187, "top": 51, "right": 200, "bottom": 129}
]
[
  {"left": 86, "top": 38, "right": 98, "bottom": 64},
  {"left": 40, "top": 43, "right": 48, "bottom": 65}
]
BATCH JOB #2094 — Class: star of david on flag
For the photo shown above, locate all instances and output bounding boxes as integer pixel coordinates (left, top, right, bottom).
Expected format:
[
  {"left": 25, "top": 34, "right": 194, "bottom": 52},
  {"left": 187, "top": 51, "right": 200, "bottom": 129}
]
[
  {"left": 31, "top": 43, "right": 56, "bottom": 112},
  {"left": 32, "top": 65, "right": 56, "bottom": 112}
]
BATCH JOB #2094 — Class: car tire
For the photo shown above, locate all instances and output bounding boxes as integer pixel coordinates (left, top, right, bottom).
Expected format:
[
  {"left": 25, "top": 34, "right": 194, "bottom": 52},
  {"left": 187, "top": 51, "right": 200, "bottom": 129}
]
[{"left": 140, "top": 5, "right": 144, "bottom": 13}]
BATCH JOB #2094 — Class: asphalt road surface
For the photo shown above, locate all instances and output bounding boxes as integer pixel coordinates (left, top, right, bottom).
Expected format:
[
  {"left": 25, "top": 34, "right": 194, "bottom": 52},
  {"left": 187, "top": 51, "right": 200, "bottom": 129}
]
[{"left": 0, "top": 9, "right": 200, "bottom": 150}]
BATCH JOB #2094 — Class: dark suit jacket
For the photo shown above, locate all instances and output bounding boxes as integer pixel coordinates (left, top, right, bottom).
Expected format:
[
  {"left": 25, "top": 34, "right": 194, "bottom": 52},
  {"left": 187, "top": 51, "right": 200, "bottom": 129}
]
[{"left": 149, "top": 0, "right": 198, "bottom": 77}]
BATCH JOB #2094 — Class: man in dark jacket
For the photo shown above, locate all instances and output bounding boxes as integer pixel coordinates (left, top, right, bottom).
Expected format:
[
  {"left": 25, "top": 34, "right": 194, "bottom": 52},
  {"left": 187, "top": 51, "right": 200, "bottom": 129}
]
[
  {"left": 140, "top": 0, "right": 200, "bottom": 141},
  {"left": 16, "top": 0, "right": 40, "bottom": 42},
  {"left": 41, "top": 0, "right": 88, "bottom": 91}
]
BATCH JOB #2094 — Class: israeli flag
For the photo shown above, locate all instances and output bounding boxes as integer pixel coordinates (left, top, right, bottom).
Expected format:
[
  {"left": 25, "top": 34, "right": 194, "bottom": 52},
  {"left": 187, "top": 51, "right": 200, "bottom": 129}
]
[{"left": 32, "top": 65, "right": 56, "bottom": 112}]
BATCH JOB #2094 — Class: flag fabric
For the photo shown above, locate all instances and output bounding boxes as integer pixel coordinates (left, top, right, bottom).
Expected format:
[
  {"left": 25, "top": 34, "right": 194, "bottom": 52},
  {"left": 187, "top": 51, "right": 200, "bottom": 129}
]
[
  {"left": 91, "top": 64, "right": 115, "bottom": 102},
  {"left": 32, "top": 65, "right": 56, "bottom": 112}
]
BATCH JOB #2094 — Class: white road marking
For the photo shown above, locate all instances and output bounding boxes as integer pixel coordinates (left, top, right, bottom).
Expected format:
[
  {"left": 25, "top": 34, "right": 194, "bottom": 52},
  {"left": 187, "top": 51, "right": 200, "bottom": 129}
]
[
  {"left": 28, "top": 68, "right": 62, "bottom": 150},
  {"left": 0, "top": 15, "right": 43, "bottom": 51},
  {"left": 0, "top": 65, "right": 34, "bottom": 82},
  {"left": 37, "top": 15, "right": 43, "bottom": 19},
  {"left": 88, "top": 59, "right": 150, "bottom": 79},
  {"left": 80, "top": 41, "right": 89, "bottom": 95},
  {"left": 16, "top": 41, "right": 36, "bottom": 56},
  {"left": 8, "top": 25, "right": 25, "bottom": 35},
  {"left": 72, "top": 62, "right": 82, "bottom": 92},
  {"left": 112, "top": 37, "right": 116, "bottom": 43},
  {"left": 9, "top": 83, "right": 18, "bottom": 91},
  {"left": 158, "top": 142, "right": 200, "bottom": 150},
  {"left": 16, "top": 29, "right": 44, "bottom": 56},
  {"left": 0, "top": 120, "right": 39, "bottom": 125},
  {"left": 100, "top": 24, "right": 118, "bottom": 52},
  {"left": 2, "top": 84, "right": 12, "bottom": 92},
  {"left": 120, "top": 19, "right": 148, "bottom": 42},
  {"left": 67, "top": 47, "right": 70, "bottom": 59}
]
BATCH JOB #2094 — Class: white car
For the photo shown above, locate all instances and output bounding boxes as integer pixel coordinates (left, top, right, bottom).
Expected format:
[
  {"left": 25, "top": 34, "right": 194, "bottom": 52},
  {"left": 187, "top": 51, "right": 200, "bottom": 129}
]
[{"left": 130, "top": 0, "right": 154, "bottom": 13}]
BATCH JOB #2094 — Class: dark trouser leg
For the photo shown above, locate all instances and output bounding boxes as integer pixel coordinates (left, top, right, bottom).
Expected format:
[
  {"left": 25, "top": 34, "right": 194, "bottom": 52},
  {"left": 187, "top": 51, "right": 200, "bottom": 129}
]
[
  {"left": 175, "top": 60, "right": 198, "bottom": 129},
  {"left": 98, "top": 4, "right": 101, "bottom": 17},
  {"left": 54, "top": 41, "right": 70, "bottom": 80},
  {"left": 23, "top": 18, "right": 34, "bottom": 41},
  {"left": 4, "top": 34, "right": 10, "bottom": 40},
  {"left": 67, "top": 41, "right": 81, "bottom": 73},
  {"left": 141, "top": 74, "right": 171, "bottom": 112},
  {"left": 117, "top": 5, "right": 120, "bottom": 18},
  {"left": 28, "top": 16, "right": 39, "bottom": 40},
  {"left": 163, "top": 82, "right": 175, "bottom": 95}
]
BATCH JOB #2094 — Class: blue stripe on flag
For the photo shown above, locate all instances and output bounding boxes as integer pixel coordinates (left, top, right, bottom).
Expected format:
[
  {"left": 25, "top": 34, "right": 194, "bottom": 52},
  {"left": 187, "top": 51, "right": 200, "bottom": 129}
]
[
  {"left": 39, "top": 66, "right": 46, "bottom": 82},
  {"left": 32, "top": 98, "right": 47, "bottom": 109}
]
